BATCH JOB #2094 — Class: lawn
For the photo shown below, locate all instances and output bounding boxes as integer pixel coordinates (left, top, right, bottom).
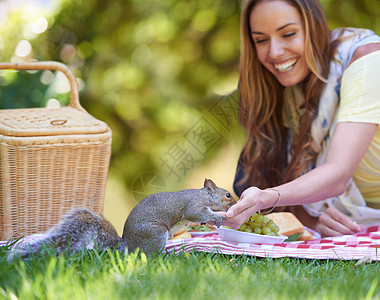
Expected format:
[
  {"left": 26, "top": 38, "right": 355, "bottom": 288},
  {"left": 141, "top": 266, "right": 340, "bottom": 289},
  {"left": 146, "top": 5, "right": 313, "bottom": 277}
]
[{"left": 0, "top": 244, "right": 379, "bottom": 300}]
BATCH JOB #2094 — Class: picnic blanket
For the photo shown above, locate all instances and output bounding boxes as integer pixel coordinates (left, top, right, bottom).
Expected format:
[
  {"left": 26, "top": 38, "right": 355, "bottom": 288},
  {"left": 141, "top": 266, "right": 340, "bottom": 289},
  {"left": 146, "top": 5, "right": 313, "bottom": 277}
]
[
  {"left": 2, "top": 225, "right": 379, "bottom": 261},
  {"left": 165, "top": 225, "right": 380, "bottom": 261}
]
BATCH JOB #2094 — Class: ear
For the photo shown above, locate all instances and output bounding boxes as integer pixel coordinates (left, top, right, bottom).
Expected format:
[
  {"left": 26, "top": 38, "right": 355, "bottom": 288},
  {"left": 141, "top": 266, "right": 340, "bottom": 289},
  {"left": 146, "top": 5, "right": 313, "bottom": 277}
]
[{"left": 204, "top": 178, "right": 217, "bottom": 191}]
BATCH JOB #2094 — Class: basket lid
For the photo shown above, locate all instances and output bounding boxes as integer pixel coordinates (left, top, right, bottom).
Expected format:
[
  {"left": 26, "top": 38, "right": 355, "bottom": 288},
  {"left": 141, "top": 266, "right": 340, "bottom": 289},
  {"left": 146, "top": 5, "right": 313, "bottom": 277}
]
[{"left": 0, "top": 107, "right": 109, "bottom": 137}]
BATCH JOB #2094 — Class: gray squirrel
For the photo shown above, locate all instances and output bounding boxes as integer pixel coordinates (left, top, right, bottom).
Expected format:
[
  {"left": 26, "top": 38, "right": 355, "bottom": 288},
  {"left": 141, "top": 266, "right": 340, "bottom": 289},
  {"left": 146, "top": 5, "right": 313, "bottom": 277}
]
[{"left": 9, "top": 178, "right": 236, "bottom": 260}]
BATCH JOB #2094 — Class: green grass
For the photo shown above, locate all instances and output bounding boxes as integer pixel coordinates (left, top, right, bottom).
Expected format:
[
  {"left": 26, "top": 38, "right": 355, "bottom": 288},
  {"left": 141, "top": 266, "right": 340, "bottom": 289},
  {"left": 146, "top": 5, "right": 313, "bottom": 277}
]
[{"left": 0, "top": 243, "right": 379, "bottom": 300}]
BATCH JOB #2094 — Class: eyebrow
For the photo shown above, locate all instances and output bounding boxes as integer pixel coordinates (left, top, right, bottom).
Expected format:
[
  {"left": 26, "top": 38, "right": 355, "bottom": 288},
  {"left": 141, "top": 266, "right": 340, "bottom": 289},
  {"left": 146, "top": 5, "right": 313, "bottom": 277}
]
[{"left": 251, "top": 23, "right": 298, "bottom": 35}]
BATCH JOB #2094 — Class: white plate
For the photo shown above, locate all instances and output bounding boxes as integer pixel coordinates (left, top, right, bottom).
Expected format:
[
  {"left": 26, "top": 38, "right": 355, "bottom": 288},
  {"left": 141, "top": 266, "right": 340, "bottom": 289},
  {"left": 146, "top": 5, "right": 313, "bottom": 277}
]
[
  {"left": 189, "top": 230, "right": 217, "bottom": 237},
  {"left": 217, "top": 227, "right": 287, "bottom": 244}
]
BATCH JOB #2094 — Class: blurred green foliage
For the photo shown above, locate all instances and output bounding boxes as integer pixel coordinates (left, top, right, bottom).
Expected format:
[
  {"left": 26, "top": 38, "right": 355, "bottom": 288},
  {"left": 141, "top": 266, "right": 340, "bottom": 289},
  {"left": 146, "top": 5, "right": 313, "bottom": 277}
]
[{"left": 0, "top": 0, "right": 379, "bottom": 193}]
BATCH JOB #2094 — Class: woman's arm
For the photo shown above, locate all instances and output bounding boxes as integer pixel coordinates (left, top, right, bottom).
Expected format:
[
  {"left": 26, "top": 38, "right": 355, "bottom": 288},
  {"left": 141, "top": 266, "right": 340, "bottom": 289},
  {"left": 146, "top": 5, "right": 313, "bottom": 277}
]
[
  {"left": 222, "top": 121, "right": 377, "bottom": 230},
  {"left": 221, "top": 43, "right": 380, "bottom": 235}
]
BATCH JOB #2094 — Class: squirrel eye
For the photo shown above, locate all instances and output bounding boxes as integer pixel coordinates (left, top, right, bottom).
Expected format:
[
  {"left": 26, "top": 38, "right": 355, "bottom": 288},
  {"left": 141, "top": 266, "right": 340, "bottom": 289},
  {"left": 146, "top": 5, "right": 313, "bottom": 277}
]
[{"left": 226, "top": 193, "right": 231, "bottom": 198}]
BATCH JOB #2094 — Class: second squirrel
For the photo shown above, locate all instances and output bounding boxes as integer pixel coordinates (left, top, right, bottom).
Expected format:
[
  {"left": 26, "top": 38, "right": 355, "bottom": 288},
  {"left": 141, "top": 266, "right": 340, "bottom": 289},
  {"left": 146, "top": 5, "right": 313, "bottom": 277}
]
[{"left": 9, "top": 178, "right": 236, "bottom": 260}]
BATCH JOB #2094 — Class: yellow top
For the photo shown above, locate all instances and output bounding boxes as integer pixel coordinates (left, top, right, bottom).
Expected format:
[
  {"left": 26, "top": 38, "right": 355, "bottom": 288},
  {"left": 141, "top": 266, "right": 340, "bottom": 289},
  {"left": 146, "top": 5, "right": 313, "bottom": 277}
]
[{"left": 337, "top": 50, "right": 380, "bottom": 207}]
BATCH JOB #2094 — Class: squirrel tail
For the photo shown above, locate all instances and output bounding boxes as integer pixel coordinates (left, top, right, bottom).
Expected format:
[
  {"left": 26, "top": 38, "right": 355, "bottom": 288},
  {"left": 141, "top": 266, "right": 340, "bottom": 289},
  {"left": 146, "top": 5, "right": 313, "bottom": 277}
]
[
  {"left": 7, "top": 234, "right": 52, "bottom": 262},
  {"left": 7, "top": 208, "right": 124, "bottom": 262}
]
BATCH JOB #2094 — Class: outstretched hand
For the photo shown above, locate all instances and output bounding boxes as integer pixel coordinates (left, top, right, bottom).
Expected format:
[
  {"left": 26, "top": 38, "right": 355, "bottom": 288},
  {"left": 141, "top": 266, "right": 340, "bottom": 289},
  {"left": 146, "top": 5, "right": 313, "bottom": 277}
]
[
  {"left": 217, "top": 188, "right": 364, "bottom": 237},
  {"left": 216, "top": 187, "right": 263, "bottom": 229}
]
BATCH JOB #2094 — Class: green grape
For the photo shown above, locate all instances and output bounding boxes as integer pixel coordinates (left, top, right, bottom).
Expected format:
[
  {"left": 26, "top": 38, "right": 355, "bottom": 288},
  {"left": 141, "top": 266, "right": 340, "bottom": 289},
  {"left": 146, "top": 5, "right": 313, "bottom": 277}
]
[
  {"left": 256, "top": 215, "right": 265, "bottom": 223},
  {"left": 254, "top": 227, "right": 261, "bottom": 234},
  {"left": 239, "top": 223, "right": 248, "bottom": 231},
  {"left": 264, "top": 219, "right": 273, "bottom": 225},
  {"left": 262, "top": 227, "right": 271, "bottom": 235},
  {"left": 252, "top": 224, "right": 261, "bottom": 230},
  {"left": 268, "top": 223, "right": 279, "bottom": 234},
  {"left": 245, "top": 227, "right": 253, "bottom": 233}
]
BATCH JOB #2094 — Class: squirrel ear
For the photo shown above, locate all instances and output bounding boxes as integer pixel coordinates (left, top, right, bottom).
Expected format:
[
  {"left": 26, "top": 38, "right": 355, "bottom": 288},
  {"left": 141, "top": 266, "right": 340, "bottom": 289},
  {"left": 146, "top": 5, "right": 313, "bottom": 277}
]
[
  {"left": 204, "top": 178, "right": 217, "bottom": 191},
  {"left": 204, "top": 178, "right": 210, "bottom": 187}
]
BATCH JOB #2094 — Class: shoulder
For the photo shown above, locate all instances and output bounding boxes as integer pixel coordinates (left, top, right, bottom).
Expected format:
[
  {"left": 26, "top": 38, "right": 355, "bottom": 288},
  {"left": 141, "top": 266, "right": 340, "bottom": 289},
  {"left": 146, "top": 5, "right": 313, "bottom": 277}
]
[
  {"left": 349, "top": 43, "right": 380, "bottom": 66},
  {"left": 331, "top": 27, "right": 380, "bottom": 69}
]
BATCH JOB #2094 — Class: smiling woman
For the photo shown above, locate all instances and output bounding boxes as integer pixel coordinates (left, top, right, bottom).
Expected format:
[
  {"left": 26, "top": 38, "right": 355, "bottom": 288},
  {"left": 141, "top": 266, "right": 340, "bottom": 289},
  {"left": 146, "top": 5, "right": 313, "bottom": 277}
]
[
  {"left": 235, "top": 0, "right": 335, "bottom": 193},
  {"left": 222, "top": 0, "right": 380, "bottom": 238}
]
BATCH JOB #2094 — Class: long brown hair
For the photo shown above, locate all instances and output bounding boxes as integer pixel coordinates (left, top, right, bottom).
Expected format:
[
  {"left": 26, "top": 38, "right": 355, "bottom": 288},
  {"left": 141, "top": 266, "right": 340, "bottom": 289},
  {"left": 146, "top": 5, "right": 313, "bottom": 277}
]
[{"left": 237, "top": 0, "right": 338, "bottom": 190}]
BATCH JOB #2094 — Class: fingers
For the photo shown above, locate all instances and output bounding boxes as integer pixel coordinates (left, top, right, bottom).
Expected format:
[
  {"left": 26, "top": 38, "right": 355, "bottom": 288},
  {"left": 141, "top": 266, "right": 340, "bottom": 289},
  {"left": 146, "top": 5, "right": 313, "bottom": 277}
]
[
  {"left": 221, "top": 218, "right": 242, "bottom": 230},
  {"left": 316, "top": 207, "right": 363, "bottom": 237},
  {"left": 319, "top": 213, "right": 352, "bottom": 235},
  {"left": 315, "top": 223, "right": 343, "bottom": 238},
  {"left": 226, "top": 202, "right": 244, "bottom": 218},
  {"left": 223, "top": 206, "right": 258, "bottom": 229},
  {"left": 325, "top": 207, "right": 362, "bottom": 232},
  {"left": 226, "top": 199, "right": 257, "bottom": 218},
  {"left": 226, "top": 187, "right": 259, "bottom": 218}
]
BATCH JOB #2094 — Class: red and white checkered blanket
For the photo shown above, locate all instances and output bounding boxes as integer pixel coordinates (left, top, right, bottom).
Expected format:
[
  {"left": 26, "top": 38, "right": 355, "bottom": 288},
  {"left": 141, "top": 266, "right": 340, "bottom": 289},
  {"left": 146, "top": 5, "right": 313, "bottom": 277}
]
[
  {"left": 2, "top": 225, "right": 379, "bottom": 261},
  {"left": 165, "top": 225, "right": 380, "bottom": 261}
]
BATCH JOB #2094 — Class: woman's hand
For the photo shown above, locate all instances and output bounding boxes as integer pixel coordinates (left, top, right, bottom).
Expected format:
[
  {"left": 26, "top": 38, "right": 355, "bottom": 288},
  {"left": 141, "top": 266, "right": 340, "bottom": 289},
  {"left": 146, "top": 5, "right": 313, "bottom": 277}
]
[
  {"left": 315, "top": 207, "right": 363, "bottom": 237},
  {"left": 217, "top": 187, "right": 275, "bottom": 229}
]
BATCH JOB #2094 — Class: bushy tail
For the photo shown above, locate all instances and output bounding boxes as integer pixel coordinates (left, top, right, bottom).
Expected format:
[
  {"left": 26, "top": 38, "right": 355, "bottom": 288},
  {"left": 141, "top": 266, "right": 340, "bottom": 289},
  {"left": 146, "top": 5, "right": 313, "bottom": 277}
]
[
  {"left": 7, "top": 234, "right": 51, "bottom": 262},
  {"left": 7, "top": 208, "right": 125, "bottom": 262}
]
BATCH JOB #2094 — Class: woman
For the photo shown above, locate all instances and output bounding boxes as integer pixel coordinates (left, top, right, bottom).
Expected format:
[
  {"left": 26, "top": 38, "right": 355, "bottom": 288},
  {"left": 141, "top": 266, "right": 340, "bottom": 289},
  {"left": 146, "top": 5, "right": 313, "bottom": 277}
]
[{"left": 221, "top": 0, "right": 380, "bottom": 237}]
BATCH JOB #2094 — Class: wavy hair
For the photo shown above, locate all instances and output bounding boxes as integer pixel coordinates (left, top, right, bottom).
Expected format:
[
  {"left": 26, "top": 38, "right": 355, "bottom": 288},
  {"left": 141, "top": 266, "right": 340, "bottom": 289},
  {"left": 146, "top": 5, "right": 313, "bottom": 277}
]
[{"left": 236, "top": 0, "right": 339, "bottom": 190}]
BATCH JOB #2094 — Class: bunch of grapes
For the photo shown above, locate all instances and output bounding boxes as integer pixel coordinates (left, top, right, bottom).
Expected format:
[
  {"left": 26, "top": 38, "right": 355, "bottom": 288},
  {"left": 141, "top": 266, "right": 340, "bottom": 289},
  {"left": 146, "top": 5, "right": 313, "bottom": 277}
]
[{"left": 238, "top": 213, "right": 280, "bottom": 236}]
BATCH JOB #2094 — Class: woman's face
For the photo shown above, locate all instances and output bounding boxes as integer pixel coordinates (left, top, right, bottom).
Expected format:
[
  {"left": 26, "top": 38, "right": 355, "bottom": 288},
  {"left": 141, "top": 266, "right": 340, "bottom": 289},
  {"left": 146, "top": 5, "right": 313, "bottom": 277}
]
[{"left": 249, "top": 0, "right": 310, "bottom": 87}]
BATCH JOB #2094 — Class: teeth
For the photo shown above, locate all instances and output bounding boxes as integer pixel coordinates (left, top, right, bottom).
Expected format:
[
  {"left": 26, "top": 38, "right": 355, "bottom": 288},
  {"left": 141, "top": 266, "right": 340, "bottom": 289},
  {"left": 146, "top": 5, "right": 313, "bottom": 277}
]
[{"left": 274, "top": 59, "right": 297, "bottom": 72}]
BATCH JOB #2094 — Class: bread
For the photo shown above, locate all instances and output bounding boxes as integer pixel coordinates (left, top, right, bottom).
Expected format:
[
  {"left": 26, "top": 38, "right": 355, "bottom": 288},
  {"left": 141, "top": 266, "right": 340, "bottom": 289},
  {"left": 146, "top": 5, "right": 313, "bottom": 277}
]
[
  {"left": 172, "top": 225, "right": 189, "bottom": 236},
  {"left": 170, "top": 231, "right": 191, "bottom": 240},
  {"left": 266, "top": 212, "right": 305, "bottom": 236},
  {"left": 297, "top": 229, "right": 314, "bottom": 241},
  {"left": 187, "top": 222, "right": 199, "bottom": 227}
]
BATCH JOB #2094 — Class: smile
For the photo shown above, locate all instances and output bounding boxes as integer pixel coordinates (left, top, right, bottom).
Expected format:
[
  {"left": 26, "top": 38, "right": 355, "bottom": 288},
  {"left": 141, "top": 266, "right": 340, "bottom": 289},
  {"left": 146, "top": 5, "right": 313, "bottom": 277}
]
[{"left": 274, "top": 59, "right": 297, "bottom": 72}]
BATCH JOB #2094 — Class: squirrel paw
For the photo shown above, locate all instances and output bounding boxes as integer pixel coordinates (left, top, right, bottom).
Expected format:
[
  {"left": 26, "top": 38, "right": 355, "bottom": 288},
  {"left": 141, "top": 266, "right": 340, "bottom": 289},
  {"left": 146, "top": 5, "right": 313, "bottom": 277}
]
[{"left": 214, "top": 215, "right": 226, "bottom": 228}]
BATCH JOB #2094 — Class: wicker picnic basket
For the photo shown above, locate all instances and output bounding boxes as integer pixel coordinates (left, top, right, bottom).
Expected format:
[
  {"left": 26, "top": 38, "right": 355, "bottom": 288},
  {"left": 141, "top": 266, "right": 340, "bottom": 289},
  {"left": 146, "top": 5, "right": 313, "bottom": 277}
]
[{"left": 0, "top": 61, "right": 112, "bottom": 240}]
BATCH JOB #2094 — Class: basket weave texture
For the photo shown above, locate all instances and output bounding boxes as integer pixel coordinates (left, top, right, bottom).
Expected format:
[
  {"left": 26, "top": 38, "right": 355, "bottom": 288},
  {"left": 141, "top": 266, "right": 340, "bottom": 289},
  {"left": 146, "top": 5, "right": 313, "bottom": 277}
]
[{"left": 0, "top": 62, "right": 112, "bottom": 240}]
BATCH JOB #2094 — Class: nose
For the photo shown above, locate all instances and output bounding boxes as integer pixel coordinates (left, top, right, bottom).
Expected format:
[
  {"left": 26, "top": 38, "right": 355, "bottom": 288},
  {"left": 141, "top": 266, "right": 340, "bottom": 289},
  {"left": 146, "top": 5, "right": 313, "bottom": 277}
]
[{"left": 268, "top": 39, "right": 285, "bottom": 59}]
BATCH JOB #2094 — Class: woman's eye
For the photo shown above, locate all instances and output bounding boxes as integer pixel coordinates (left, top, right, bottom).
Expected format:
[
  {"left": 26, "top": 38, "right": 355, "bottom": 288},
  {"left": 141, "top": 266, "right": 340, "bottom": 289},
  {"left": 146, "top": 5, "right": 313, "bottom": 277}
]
[
  {"left": 255, "top": 39, "right": 268, "bottom": 44},
  {"left": 283, "top": 32, "right": 296, "bottom": 38}
]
